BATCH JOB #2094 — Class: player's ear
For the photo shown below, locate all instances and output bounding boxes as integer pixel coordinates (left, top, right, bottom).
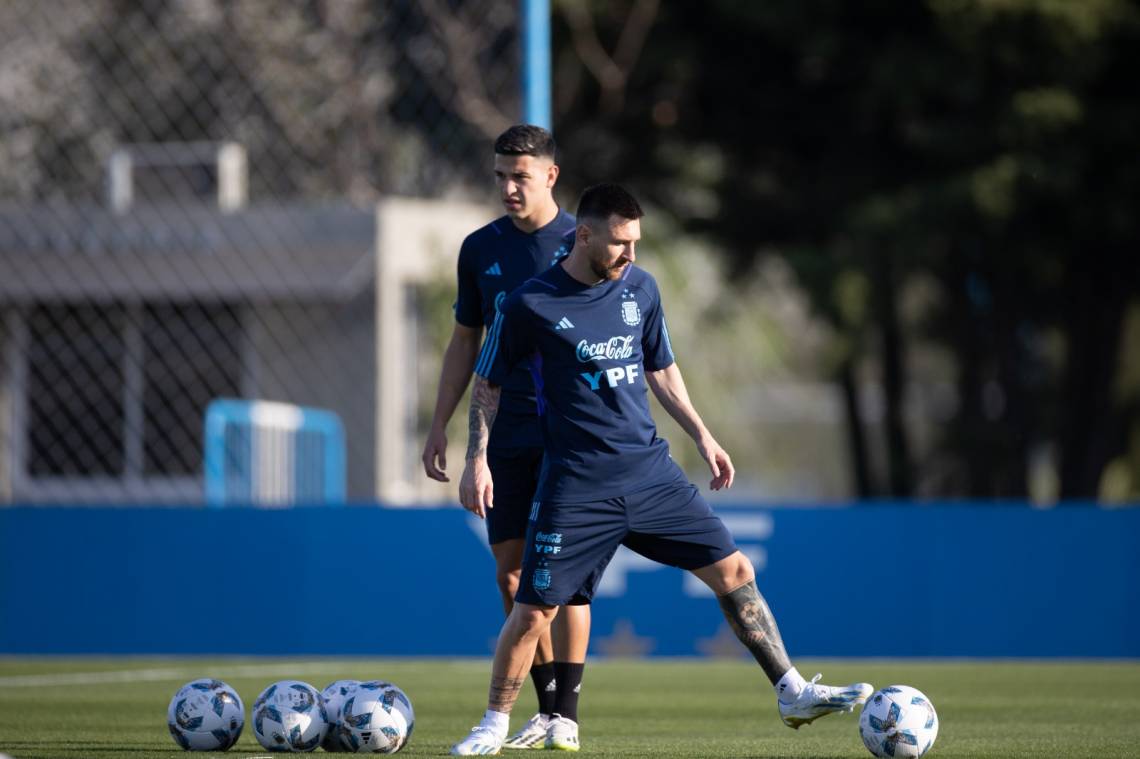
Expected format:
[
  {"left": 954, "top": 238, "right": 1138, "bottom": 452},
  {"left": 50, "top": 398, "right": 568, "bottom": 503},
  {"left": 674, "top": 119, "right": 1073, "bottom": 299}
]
[
  {"left": 576, "top": 222, "right": 589, "bottom": 247},
  {"left": 546, "top": 162, "right": 559, "bottom": 188}
]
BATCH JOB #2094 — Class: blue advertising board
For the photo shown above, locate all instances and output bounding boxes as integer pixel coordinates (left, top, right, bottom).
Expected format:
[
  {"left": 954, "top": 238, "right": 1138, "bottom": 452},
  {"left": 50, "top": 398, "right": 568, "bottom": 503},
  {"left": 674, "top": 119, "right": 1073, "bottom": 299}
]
[{"left": 1, "top": 505, "right": 1137, "bottom": 657}]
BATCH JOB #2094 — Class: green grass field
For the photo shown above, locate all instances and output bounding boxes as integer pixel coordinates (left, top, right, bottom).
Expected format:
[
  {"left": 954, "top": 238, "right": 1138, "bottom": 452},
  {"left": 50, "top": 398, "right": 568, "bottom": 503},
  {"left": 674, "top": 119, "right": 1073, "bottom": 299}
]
[{"left": 0, "top": 658, "right": 1136, "bottom": 758}]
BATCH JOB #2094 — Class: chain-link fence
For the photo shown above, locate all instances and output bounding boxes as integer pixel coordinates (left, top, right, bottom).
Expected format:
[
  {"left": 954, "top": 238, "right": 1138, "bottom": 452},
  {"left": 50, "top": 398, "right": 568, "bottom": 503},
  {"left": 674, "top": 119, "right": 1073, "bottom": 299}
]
[{"left": 0, "top": 0, "right": 522, "bottom": 504}]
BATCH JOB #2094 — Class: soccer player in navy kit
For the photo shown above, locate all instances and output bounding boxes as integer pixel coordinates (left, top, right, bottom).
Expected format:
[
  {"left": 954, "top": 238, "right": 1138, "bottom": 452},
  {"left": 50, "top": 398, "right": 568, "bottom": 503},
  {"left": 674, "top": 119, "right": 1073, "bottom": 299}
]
[
  {"left": 450, "top": 184, "right": 872, "bottom": 756},
  {"left": 423, "top": 125, "right": 592, "bottom": 750}
]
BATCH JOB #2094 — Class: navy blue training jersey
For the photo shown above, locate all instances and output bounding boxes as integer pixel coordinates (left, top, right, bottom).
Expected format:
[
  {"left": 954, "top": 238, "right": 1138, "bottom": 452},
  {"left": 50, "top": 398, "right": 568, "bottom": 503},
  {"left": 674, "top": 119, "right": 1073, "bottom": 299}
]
[
  {"left": 455, "top": 210, "right": 575, "bottom": 450},
  {"left": 476, "top": 263, "right": 682, "bottom": 501}
]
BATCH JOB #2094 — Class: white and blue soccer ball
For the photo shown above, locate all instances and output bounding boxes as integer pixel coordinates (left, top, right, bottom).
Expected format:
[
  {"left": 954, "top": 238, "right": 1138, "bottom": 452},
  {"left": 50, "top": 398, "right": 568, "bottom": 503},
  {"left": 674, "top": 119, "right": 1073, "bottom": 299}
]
[
  {"left": 252, "top": 679, "right": 328, "bottom": 753},
  {"left": 337, "top": 680, "right": 415, "bottom": 754},
  {"left": 319, "top": 679, "right": 361, "bottom": 752},
  {"left": 166, "top": 678, "right": 244, "bottom": 751},
  {"left": 859, "top": 685, "right": 939, "bottom": 758}
]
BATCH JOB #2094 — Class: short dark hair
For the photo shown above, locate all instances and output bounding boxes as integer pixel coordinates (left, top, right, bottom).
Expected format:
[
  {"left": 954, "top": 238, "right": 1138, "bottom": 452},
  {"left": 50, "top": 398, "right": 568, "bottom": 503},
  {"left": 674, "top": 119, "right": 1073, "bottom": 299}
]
[
  {"left": 575, "top": 183, "right": 644, "bottom": 223},
  {"left": 494, "top": 124, "right": 556, "bottom": 159}
]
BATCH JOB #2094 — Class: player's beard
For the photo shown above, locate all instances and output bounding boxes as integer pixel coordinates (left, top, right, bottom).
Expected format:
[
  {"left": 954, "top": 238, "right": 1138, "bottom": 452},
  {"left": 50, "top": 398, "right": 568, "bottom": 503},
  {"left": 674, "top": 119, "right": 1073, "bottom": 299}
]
[{"left": 589, "top": 255, "right": 628, "bottom": 281}]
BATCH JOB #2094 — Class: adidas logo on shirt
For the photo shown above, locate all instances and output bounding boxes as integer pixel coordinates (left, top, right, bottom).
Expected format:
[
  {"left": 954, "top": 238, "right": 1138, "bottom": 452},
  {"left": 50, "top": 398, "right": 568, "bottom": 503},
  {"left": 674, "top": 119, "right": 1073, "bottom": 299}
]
[
  {"left": 484, "top": 262, "right": 503, "bottom": 276},
  {"left": 554, "top": 316, "right": 574, "bottom": 330}
]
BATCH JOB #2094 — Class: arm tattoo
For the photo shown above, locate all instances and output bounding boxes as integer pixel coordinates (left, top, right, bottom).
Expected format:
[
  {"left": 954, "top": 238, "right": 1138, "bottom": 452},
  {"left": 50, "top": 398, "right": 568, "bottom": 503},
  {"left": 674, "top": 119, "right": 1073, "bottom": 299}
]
[
  {"left": 718, "top": 580, "right": 793, "bottom": 684},
  {"left": 466, "top": 377, "right": 501, "bottom": 460},
  {"left": 488, "top": 675, "right": 525, "bottom": 713}
]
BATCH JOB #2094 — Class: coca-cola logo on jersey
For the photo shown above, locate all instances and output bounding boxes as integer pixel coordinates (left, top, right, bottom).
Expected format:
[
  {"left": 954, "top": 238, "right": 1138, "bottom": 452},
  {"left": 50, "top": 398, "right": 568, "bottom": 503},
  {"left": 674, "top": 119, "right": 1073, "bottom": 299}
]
[{"left": 576, "top": 336, "right": 635, "bottom": 362}]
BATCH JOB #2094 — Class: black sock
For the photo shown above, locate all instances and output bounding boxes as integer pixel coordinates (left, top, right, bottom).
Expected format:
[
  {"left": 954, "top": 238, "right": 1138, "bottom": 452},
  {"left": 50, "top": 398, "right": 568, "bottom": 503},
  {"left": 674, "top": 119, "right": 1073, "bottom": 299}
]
[
  {"left": 552, "top": 662, "right": 584, "bottom": 723},
  {"left": 530, "top": 662, "right": 557, "bottom": 716}
]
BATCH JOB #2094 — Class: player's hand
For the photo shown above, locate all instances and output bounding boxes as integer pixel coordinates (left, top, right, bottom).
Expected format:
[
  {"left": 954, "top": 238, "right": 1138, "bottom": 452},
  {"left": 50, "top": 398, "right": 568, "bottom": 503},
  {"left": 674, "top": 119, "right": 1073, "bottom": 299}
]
[
  {"left": 459, "top": 456, "right": 495, "bottom": 518},
  {"left": 699, "top": 437, "right": 735, "bottom": 491},
  {"left": 422, "top": 427, "right": 449, "bottom": 482}
]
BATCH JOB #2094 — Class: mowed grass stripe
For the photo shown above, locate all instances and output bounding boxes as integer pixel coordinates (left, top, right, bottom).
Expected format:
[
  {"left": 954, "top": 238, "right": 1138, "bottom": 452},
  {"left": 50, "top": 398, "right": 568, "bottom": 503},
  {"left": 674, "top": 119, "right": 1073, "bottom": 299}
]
[
  {"left": 0, "top": 658, "right": 1137, "bottom": 758},
  {"left": 0, "top": 661, "right": 379, "bottom": 688}
]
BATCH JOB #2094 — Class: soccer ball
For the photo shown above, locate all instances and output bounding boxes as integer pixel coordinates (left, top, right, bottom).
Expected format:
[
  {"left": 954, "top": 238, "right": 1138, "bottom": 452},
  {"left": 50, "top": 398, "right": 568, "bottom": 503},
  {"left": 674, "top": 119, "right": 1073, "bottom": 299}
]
[
  {"left": 319, "top": 679, "right": 361, "bottom": 752},
  {"left": 337, "top": 680, "right": 415, "bottom": 753},
  {"left": 252, "top": 680, "right": 328, "bottom": 752},
  {"left": 859, "top": 685, "right": 939, "bottom": 758},
  {"left": 167, "top": 678, "right": 244, "bottom": 751}
]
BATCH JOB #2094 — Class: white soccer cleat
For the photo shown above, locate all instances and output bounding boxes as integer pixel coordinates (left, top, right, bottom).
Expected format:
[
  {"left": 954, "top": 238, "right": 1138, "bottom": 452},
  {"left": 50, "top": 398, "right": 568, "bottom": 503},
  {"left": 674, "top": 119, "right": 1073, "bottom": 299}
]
[
  {"left": 778, "top": 673, "right": 874, "bottom": 729},
  {"left": 451, "top": 725, "right": 505, "bottom": 755},
  {"left": 502, "top": 713, "right": 549, "bottom": 750},
  {"left": 544, "top": 716, "right": 580, "bottom": 752}
]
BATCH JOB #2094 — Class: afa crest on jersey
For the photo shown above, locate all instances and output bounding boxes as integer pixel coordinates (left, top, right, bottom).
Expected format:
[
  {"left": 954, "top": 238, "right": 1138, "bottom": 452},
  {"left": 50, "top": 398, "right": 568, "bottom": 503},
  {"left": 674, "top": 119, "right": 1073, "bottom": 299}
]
[{"left": 621, "top": 298, "right": 641, "bottom": 327}]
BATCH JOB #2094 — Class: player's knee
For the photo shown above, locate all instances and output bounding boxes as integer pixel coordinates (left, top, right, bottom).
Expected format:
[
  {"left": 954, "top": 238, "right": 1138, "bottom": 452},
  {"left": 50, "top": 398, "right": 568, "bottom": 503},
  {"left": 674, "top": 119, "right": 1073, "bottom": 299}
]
[
  {"left": 495, "top": 566, "right": 521, "bottom": 600},
  {"left": 509, "top": 604, "right": 558, "bottom": 638},
  {"left": 724, "top": 551, "right": 755, "bottom": 588},
  {"left": 699, "top": 551, "right": 755, "bottom": 595}
]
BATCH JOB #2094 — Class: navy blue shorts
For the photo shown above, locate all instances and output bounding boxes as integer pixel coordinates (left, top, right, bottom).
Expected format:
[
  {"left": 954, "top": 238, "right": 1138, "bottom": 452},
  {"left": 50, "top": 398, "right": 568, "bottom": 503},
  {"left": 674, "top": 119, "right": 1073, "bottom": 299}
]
[
  {"left": 485, "top": 446, "right": 544, "bottom": 545},
  {"left": 515, "top": 477, "right": 739, "bottom": 606}
]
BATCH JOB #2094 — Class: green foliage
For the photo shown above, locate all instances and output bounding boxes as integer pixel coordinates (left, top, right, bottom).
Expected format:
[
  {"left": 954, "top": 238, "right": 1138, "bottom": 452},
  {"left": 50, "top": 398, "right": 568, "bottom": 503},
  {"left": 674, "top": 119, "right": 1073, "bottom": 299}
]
[
  {"left": 637, "top": 210, "right": 850, "bottom": 498},
  {"left": 554, "top": 0, "right": 1140, "bottom": 499}
]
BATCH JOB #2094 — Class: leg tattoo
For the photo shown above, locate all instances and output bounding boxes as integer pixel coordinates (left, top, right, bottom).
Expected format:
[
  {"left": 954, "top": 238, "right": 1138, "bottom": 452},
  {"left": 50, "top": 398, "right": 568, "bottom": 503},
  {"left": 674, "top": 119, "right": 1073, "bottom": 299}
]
[
  {"left": 718, "top": 580, "right": 793, "bottom": 684},
  {"left": 488, "top": 675, "right": 526, "bottom": 713}
]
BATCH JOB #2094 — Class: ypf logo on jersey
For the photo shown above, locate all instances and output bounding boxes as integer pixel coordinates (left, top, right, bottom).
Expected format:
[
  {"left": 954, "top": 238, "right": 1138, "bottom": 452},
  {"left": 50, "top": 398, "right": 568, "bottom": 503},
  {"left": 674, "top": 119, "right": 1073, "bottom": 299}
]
[
  {"left": 580, "top": 364, "right": 640, "bottom": 391},
  {"left": 620, "top": 289, "right": 641, "bottom": 326}
]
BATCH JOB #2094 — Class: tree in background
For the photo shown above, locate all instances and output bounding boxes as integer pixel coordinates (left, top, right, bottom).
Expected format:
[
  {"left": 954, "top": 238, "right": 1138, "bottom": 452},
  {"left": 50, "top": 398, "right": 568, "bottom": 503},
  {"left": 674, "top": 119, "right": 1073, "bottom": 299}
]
[
  {"left": 552, "top": 0, "right": 1140, "bottom": 501},
  {"left": 5, "top": 0, "right": 1137, "bottom": 502},
  {"left": 0, "top": 0, "right": 518, "bottom": 203}
]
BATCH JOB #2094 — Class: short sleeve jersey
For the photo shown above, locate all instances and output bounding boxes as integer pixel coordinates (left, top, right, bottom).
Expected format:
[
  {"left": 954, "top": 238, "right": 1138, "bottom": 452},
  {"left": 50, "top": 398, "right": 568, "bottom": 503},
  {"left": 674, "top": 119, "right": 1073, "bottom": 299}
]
[
  {"left": 455, "top": 210, "right": 575, "bottom": 450},
  {"left": 475, "top": 263, "right": 683, "bottom": 501}
]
